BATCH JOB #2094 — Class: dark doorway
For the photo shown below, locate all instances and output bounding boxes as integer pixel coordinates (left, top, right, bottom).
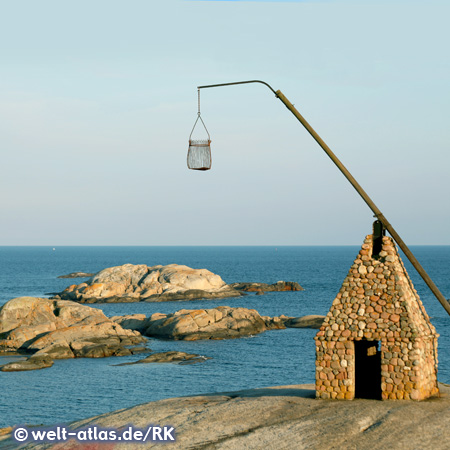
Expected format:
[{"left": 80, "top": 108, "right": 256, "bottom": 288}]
[{"left": 354, "top": 339, "right": 382, "bottom": 400}]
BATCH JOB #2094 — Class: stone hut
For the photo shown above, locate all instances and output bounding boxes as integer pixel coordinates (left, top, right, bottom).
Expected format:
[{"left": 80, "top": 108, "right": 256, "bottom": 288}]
[{"left": 315, "top": 230, "right": 439, "bottom": 401}]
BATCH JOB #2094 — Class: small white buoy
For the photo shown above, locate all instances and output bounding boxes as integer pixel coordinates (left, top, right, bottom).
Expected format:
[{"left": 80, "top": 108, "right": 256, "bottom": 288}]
[{"left": 52, "top": 248, "right": 56, "bottom": 251}]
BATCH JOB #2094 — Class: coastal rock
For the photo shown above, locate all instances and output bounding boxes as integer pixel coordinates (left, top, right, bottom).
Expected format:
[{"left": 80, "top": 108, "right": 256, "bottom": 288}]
[
  {"left": 68, "top": 340, "right": 134, "bottom": 358},
  {"left": 116, "top": 351, "right": 211, "bottom": 366},
  {"left": 262, "top": 314, "right": 293, "bottom": 329},
  {"left": 33, "top": 338, "right": 148, "bottom": 360},
  {"left": 284, "top": 315, "right": 325, "bottom": 329},
  {"left": 34, "top": 343, "right": 75, "bottom": 359},
  {"left": 111, "top": 314, "right": 147, "bottom": 332},
  {"left": 142, "top": 306, "right": 286, "bottom": 340},
  {"left": 143, "top": 289, "right": 242, "bottom": 302},
  {"left": 57, "top": 272, "right": 95, "bottom": 279},
  {"left": 0, "top": 355, "right": 54, "bottom": 372},
  {"left": 55, "top": 264, "right": 242, "bottom": 303},
  {"left": 3, "top": 383, "right": 449, "bottom": 450},
  {"left": 111, "top": 309, "right": 322, "bottom": 339},
  {"left": 26, "top": 321, "right": 142, "bottom": 353},
  {"left": 0, "top": 297, "right": 146, "bottom": 370},
  {"left": 230, "top": 281, "right": 303, "bottom": 292},
  {"left": 0, "top": 427, "right": 13, "bottom": 439}
]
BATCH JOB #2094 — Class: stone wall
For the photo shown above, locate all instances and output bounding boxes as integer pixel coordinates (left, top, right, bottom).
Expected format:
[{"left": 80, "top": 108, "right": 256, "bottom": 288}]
[{"left": 315, "top": 234, "right": 439, "bottom": 401}]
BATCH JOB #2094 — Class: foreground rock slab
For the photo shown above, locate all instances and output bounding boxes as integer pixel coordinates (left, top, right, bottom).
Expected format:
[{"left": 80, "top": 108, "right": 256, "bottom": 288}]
[
  {"left": 0, "top": 297, "right": 146, "bottom": 371},
  {"left": 2, "top": 383, "right": 449, "bottom": 449},
  {"left": 54, "top": 263, "right": 242, "bottom": 303}
]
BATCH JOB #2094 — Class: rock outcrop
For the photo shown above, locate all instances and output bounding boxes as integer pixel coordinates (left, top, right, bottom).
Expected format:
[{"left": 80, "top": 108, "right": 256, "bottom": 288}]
[
  {"left": 140, "top": 306, "right": 286, "bottom": 340},
  {"left": 284, "top": 315, "right": 325, "bottom": 329},
  {"left": 2, "top": 383, "right": 449, "bottom": 450},
  {"left": 110, "top": 314, "right": 148, "bottom": 332},
  {"left": 57, "top": 272, "right": 94, "bottom": 279},
  {"left": 0, "top": 355, "right": 54, "bottom": 372},
  {"left": 0, "top": 297, "right": 146, "bottom": 371},
  {"left": 116, "top": 351, "right": 211, "bottom": 366},
  {"left": 230, "top": 281, "right": 303, "bottom": 292},
  {"left": 53, "top": 264, "right": 304, "bottom": 303},
  {"left": 54, "top": 264, "right": 242, "bottom": 303},
  {"left": 112, "top": 309, "right": 324, "bottom": 340}
]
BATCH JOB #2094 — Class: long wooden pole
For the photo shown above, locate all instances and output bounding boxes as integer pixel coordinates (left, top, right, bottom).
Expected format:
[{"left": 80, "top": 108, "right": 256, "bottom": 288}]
[
  {"left": 275, "top": 90, "right": 450, "bottom": 316},
  {"left": 198, "top": 81, "right": 450, "bottom": 316}
]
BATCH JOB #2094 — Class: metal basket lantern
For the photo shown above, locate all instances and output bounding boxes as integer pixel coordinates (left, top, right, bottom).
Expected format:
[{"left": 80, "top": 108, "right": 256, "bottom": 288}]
[
  {"left": 187, "top": 138, "right": 211, "bottom": 171},
  {"left": 187, "top": 89, "right": 212, "bottom": 171}
]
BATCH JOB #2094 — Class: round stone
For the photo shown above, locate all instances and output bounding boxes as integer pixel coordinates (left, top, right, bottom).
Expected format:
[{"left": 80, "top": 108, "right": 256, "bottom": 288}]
[{"left": 411, "top": 390, "right": 420, "bottom": 400}]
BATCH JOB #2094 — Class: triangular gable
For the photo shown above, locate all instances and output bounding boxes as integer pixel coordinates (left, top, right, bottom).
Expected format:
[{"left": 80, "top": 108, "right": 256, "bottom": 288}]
[{"left": 315, "top": 234, "right": 437, "bottom": 341}]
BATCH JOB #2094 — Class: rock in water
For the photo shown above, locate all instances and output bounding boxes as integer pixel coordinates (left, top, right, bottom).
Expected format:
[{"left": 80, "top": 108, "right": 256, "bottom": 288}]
[
  {"left": 141, "top": 306, "right": 286, "bottom": 340},
  {"left": 230, "top": 281, "right": 304, "bottom": 292},
  {"left": 55, "top": 263, "right": 242, "bottom": 303},
  {"left": 112, "top": 308, "right": 323, "bottom": 338},
  {"left": 1, "top": 355, "right": 54, "bottom": 372},
  {"left": 284, "top": 315, "right": 325, "bottom": 329},
  {"left": 116, "top": 351, "right": 211, "bottom": 366},
  {"left": 110, "top": 314, "right": 148, "bottom": 332},
  {"left": 57, "top": 272, "right": 94, "bottom": 279},
  {"left": 0, "top": 297, "right": 146, "bottom": 371}
]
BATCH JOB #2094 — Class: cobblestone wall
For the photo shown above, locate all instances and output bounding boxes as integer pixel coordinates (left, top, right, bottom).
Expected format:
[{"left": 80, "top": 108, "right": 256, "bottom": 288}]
[{"left": 315, "top": 234, "right": 439, "bottom": 400}]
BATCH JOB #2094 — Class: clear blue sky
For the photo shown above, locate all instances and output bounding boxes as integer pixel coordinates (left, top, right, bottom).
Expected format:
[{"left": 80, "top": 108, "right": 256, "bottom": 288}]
[{"left": 1, "top": 0, "right": 449, "bottom": 245}]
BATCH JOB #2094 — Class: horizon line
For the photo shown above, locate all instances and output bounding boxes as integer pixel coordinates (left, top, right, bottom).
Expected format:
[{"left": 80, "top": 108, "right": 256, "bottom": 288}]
[{"left": 1, "top": 244, "right": 449, "bottom": 248}]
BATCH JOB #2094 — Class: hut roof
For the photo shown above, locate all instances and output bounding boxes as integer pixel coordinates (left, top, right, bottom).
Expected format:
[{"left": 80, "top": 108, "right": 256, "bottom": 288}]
[{"left": 315, "top": 235, "right": 438, "bottom": 341}]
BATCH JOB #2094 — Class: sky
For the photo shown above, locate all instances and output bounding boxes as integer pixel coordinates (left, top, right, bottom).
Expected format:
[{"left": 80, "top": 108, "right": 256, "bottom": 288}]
[{"left": 0, "top": 0, "right": 449, "bottom": 245}]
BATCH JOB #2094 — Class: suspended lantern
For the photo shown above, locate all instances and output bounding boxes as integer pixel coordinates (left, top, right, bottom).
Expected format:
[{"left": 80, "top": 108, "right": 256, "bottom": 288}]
[{"left": 187, "top": 90, "right": 211, "bottom": 171}]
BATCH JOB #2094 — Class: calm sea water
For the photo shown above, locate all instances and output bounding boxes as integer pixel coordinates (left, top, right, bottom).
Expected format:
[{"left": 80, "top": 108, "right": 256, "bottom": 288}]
[{"left": 0, "top": 246, "right": 449, "bottom": 427}]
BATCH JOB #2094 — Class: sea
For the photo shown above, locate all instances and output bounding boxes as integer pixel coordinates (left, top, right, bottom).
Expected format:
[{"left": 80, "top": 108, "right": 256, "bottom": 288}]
[{"left": 0, "top": 245, "right": 449, "bottom": 428}]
